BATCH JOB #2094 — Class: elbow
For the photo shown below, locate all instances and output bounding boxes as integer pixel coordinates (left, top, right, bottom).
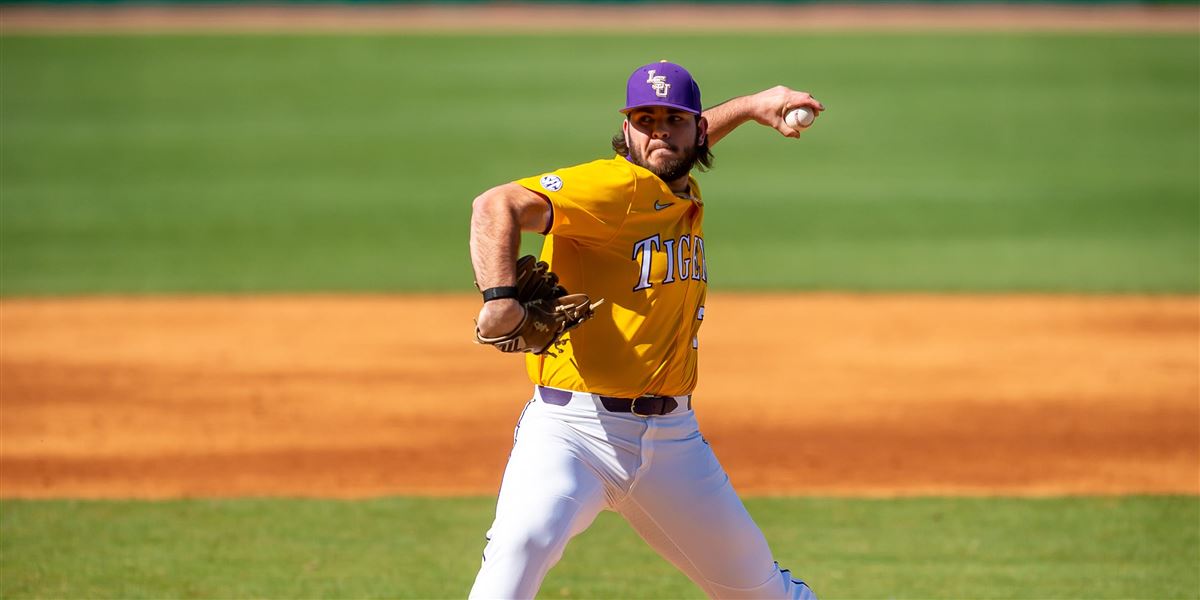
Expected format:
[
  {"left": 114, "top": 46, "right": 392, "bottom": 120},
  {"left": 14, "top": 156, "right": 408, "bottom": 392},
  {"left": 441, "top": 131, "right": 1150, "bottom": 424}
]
[
  {"left": 471, "top": 189, "right": 503, "bottom": 224},
  {"left": 472, "top": 186, "right": 513, "bottom": 218},
  {"left": 471, "top": 190, "right": 494, "bottom": 216},
  {"left": 471, "top": 186, "right": 523, "bottom": 234},
  {"left": 472, "top": 183, "right": 547, "bottom": 233}
]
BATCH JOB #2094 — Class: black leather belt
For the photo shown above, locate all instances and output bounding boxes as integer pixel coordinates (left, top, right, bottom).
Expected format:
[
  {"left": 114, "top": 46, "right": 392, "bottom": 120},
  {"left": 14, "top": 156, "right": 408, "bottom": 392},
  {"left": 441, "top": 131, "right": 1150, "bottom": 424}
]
[
  {"left": 599, "top": 395, "right": 678, "bottom": 416},
  {"left": 538, "top": 386, "right": 688, "bottom": 416}
]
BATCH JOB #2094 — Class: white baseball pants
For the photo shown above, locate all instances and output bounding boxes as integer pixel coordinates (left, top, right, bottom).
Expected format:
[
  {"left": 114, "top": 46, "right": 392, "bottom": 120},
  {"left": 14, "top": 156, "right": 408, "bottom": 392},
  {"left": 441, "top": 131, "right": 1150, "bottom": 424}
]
[{"left": 469, "top": 386, "right": 816, "bottom": 600}]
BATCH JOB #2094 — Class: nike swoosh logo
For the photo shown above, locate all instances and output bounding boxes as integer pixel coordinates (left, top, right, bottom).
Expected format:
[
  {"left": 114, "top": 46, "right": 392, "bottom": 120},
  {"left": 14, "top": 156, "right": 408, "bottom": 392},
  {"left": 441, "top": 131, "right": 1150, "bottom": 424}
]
[{"left": 654, "top": 200, "right": 673, "bottom": 211}]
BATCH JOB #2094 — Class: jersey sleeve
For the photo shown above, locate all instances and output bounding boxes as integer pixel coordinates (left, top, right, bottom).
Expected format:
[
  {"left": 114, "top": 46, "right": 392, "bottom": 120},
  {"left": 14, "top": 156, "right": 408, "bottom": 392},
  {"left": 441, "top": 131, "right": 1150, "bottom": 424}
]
[{"left": 514, "top": 159, "right": 636, "bottom": 245}]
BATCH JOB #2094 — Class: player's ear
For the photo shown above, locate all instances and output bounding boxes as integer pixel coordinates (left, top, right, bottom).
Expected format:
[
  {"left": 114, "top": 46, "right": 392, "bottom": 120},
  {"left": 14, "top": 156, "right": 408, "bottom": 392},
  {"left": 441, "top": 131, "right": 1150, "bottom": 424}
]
[
  {"left": 696, "top": 116, "right": 709, "bottom": 146},
  {"left": 622, "top": 119, "right": 631, "bottom": 148}
]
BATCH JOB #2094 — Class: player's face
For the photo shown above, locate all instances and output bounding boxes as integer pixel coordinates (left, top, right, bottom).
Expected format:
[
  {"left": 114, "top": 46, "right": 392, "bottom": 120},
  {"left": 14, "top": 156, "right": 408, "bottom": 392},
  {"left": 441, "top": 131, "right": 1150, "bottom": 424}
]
[{"left": 624, "top": 107, "right": 707, "bottom": 184}]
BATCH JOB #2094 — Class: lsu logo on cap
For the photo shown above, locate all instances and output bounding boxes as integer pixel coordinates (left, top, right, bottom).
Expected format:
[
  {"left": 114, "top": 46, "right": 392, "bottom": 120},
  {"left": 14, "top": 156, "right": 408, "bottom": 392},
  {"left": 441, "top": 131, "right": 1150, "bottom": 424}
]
[
  {"left": 646, "top": 70, "right": 671, "bottom": 98},
  {"left": 540, "top": 175, "right": 563, "bottom": 192}
]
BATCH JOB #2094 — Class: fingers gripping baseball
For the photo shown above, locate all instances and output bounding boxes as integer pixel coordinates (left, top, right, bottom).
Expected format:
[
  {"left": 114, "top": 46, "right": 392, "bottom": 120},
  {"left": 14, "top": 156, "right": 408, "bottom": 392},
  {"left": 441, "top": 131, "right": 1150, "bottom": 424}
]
[{"left": 756, "top": 85, "right": 824, "bottom": 138}]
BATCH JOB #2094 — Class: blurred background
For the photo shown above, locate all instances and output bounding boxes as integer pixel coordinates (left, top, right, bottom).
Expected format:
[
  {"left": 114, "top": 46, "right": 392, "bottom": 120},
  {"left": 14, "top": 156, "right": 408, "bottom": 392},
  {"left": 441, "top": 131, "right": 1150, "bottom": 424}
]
[{"left": 1, "top": 0, "right": 1196, "bottom": 296}]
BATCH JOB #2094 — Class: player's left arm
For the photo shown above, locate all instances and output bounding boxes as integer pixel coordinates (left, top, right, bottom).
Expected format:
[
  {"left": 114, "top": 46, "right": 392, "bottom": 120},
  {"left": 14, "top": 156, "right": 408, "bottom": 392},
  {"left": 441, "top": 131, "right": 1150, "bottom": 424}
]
[{"left": 703, "top": 86, "right": 824, "bottom": 146}]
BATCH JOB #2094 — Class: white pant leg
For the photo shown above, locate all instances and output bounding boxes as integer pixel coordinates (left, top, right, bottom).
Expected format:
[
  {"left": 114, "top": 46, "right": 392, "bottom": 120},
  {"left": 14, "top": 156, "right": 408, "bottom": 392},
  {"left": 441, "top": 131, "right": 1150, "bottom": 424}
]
[
  {"left": 469, "top": 400, "right": 608, "bottom": 600},
  {"left": 616, "top": 413, "right": 816, "bottom": 600}
]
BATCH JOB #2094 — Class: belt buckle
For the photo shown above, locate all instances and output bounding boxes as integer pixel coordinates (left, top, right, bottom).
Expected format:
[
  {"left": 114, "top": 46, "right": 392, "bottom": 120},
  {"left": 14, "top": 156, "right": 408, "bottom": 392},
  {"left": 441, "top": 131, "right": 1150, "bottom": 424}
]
[{"left": 630, "top": 396, "right": 653, "bottom": 418}]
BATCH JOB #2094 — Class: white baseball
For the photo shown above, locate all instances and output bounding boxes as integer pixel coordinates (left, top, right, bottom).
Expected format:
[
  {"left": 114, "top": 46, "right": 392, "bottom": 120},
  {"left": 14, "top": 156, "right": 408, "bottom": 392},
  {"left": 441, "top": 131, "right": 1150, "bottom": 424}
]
[{"left": 784, "top": 107, "right": 815, "bottom": 131}]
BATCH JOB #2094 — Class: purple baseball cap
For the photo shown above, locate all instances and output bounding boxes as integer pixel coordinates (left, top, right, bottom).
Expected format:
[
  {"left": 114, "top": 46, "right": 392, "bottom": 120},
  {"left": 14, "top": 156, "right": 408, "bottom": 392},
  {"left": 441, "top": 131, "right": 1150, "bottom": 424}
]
[{"left": 621, "top": 60, "right": 702, "bottom": 115}]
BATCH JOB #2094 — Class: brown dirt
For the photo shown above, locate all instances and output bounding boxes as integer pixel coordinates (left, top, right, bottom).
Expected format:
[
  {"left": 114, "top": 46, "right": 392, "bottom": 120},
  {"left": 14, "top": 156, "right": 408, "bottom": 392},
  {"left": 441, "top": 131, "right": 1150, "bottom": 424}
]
[
  {"left": 1, "top": 3, "right": 1196, "bottom": 33},
  {"left": 1, "top": 294, "right": 1196, "bottom": 499}
]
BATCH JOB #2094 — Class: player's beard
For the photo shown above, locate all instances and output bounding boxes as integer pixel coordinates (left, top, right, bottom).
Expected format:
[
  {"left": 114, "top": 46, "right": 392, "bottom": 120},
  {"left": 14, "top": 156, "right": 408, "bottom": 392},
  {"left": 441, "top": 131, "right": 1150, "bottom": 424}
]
[{"left": 631, "top": 142, "right": 699, "bottom": 184}]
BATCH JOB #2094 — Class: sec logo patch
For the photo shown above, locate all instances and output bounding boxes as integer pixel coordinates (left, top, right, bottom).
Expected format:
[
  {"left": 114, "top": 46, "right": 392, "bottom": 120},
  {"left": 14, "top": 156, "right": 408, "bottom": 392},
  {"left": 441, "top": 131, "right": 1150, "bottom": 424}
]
[{"left": 540, "top": 175, "right": 563, "bottom": 192}]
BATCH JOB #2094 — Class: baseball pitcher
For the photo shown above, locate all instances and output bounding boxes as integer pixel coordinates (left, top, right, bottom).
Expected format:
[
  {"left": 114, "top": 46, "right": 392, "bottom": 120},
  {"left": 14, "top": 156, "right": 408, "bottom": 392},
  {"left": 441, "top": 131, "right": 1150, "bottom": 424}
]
[{"left": 469, "top": 61, "right": 824, "bottom": 599}]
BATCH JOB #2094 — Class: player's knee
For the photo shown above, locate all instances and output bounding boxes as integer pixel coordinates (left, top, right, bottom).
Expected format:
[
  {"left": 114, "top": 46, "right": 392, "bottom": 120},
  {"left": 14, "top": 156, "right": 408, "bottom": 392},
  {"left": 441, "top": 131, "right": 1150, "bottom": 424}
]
[
  {"left": 525, "top": 513, "right": 579, "bottom": 556},
  {"left": 486, "top": 521, "right": 572, "bottom": 569}
]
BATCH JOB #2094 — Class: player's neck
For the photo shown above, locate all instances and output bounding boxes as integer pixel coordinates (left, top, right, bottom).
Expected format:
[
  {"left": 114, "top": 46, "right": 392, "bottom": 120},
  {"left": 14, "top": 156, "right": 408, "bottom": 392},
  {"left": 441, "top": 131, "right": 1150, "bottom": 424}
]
[{"left": 665, "top": 176, "right": 691, "bottom": 195}]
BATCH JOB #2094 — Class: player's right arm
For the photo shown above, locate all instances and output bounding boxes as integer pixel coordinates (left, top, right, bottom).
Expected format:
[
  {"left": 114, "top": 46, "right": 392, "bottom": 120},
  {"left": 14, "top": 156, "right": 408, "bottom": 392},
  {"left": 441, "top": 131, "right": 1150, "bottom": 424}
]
[
  {"left": 470, "top": 183, "right": 551, "bottom": 338},
  {"left": 704, "top": 86, "right": 824, "bottom": 145}
]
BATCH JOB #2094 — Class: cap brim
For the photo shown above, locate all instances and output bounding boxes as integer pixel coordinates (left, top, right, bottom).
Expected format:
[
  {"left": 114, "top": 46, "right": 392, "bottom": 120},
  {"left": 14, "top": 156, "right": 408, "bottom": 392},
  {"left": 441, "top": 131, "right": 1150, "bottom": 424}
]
[{"left": 620, "top": 102, "right": 702, "bottom": 116}]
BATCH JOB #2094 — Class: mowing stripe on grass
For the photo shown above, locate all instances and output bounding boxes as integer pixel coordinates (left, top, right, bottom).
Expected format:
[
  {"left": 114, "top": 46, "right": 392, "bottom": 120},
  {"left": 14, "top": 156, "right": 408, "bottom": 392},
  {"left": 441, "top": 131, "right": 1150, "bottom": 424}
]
[
  {"left": 2, "top": 33, "right": 1196, "bottom": 294},
  {"left": 2, "top": 496, "right": 1196, "bottom": 599}
]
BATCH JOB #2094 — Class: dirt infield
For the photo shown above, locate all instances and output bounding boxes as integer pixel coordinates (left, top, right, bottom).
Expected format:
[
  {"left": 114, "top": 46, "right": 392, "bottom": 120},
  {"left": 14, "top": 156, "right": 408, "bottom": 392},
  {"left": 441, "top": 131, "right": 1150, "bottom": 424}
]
[
  {"left": 1, "top": 294, "right": 1196, "bottom": 499},
  {"left": 1, "top": 2, "right": 1197, "bottom": 33}
]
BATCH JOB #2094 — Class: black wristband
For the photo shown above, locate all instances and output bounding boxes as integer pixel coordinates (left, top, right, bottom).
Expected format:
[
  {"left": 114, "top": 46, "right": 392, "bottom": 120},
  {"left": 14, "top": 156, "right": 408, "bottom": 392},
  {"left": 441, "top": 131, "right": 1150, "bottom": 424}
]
[{"left": 481, "top": 286, "right": 519, "bottom": 303}]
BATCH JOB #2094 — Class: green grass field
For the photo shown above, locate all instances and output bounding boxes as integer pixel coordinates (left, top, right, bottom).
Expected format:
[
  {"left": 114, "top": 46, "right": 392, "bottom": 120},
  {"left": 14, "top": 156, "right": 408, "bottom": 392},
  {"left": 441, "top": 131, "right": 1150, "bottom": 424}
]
[
  {"left": 1, "top": 33, "right": 1197, "bottom": 294},
  {"left": 2, "top": 496, "right": 1197, "bottom": 599}
]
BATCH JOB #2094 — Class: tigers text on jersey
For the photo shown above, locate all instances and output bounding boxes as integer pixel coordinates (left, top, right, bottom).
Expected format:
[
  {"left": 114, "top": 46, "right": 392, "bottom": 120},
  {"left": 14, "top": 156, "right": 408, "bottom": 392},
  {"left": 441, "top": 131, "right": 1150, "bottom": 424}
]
[{"left": 515, "top": 155, "right": 708, "bottom": 398}]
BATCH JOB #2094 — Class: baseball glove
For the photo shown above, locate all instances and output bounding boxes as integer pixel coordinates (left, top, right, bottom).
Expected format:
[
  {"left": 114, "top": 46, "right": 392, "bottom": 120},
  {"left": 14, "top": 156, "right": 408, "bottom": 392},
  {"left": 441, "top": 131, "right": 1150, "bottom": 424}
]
[{"left": 475, "top": 255, "right": 602, "bottom": 356}]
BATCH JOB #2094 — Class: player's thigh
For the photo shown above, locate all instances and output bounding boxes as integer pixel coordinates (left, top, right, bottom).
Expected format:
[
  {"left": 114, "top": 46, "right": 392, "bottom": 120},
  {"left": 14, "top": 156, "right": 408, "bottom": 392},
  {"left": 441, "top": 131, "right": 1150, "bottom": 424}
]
[
  {"left": 489, "top": 401, "right": 608, "bottom": 542},
  {"left": 620, "top": 435, "right": 776, "bottom": 588}
]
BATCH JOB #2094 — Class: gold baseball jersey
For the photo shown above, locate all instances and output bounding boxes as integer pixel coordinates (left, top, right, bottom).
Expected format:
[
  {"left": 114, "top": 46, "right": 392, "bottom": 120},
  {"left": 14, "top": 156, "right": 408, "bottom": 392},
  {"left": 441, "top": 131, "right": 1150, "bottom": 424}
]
[{"left": 514, "top": 155, "right": 708, "bottom": 398}]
